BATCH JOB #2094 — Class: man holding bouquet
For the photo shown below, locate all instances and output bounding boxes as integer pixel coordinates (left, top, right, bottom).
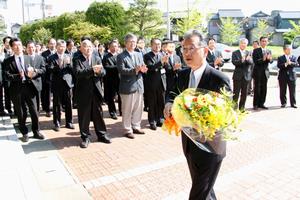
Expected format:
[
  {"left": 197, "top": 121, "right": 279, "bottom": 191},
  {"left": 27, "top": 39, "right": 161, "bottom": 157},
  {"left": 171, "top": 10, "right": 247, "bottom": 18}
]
[{"left": 164, "top": 30, "right": 231, "bottom": 200}]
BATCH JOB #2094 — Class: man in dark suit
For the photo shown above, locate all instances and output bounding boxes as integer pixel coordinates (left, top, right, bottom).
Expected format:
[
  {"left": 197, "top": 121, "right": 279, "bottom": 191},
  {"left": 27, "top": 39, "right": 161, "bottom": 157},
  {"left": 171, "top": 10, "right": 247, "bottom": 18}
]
[
  {"left": 102, "top": 40, "right": 121, "bottom": 119},
  {"left": 117, "top": 33, "right": 148, "bottom": 139},
  {"left": 164, "top": 30, "right": 231, "bottom": 200},
  {"left": 144, "top": 38, "right": 166, "bottom": 130},
  {"left": 48, "top": 40, "right": 74, "bottom": 131},
  {"left": 41, "top": 38, "right": 56, "bottom": 117},
  {"left": 163, "top": 40, "right": 182, "bottom": 99},
  {"left": 277, "top": 45, "right": 298, "bottom": 108},
  {"left": 252, "top": 36, "right": 272, "bottom": 110},
  {"left": 73, "top": 39, "right": 111, "bottom": 148},
  {"left": 206, "top": 38, "right": 224, "bottom": 70},
  {"left": 1, "top": 36, "right": 13, "bottom": 116},
  {"left": 232, "top": 38, "right": 253, "bottom": 111},
  {"left": 4, "top": 38, "right": 45, "bottom": 142}
]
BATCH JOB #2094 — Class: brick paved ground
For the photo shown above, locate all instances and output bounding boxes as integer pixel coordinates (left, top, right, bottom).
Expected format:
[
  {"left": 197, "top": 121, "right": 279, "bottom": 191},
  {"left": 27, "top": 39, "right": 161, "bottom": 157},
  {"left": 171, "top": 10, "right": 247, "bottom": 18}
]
[{"left": 16, "top": 74, "right": 300, "bottom": 200}]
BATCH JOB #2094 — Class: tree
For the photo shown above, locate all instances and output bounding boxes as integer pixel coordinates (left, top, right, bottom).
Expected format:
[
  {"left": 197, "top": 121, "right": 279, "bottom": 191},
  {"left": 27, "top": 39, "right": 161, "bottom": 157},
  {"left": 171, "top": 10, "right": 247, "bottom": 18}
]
[
  {"left": 219, "top": 17, "right": 242, "bottom": 45},
  {"left": 85, "top": 1, "right": 129, "bottom": 41},
  {"left": 283, "top": 20, "right": 300, "bottom": 44},
  {"left": 127, "top": 0, "right": 165, "bottom": 40},
  {"left": 252, "top": 19, "right": 273, "bottom": 41},
  {"left": 32, "top": 27, "right": 52, "bottom": 45},
  {"left": 64, "top": 21, "right": 112, "bottom": 44},
  {"left": 173, "top": 10, "right": 206, "bottom": 36}
]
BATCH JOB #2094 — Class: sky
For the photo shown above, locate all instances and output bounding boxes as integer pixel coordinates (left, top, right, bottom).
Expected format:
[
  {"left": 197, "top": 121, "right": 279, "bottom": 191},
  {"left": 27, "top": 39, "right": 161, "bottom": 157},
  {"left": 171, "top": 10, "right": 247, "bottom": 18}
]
[{"left": 2, "top": 0, "right": 300, "bottom": 24}]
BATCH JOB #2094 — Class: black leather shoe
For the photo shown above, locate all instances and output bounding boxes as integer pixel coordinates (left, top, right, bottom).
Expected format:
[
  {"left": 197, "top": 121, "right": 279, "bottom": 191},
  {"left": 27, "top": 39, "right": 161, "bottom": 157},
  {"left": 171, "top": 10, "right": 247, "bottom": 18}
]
[
  {"left": 150, "top": 124, "right": 157, "bottom": 130},
  {"left": 133, "top": 128, "right": 145, "bottom": 134},
  {"left": 80, "top": 139, "right": 90, "bottom": 148},
  {"left": 291, "top": 105, "right": 298, "bottom": 108},
  {"left": 259, "top": 105, "right": 268, "bottom": 109},
  {"left": 253, "top": 106, "right": 258, "bottom": 110},
  {"left": 21, "top": 134, "right": 29, "bottom": 142},
  {"left": 66, "top": 123, "right": 75, "bottom": 129},
  {"left": 33, "top": 132, "right": 45, "bottom": 140},
  {"left": 46, "top": 112, "right": 51, "bottom": 117},
  {"left": 53, "top": 125, "right": 60, "bottom": 132},
  {"left": 281, "top": 104, "right": 286, "bottom": 108},
  {"left": 110, "top": 113, "right": 118, "bottom": 120},
  {"left": 98, "top": 135, "right": 111, "bottom": 144}
]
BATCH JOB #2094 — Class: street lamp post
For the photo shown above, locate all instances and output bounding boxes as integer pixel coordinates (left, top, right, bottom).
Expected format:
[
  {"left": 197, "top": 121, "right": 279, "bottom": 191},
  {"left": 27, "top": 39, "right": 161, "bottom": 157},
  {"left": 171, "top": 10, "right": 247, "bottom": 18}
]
[{"left": 166, "top": 0, "right": 171, "bottom": 39}]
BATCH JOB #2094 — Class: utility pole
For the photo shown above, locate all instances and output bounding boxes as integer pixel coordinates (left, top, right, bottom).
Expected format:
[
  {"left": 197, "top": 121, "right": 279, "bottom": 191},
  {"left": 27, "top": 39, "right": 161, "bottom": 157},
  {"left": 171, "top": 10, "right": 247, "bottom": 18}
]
[
  {"left": 41, "top": 0, "right": 45, "bottom": 19},
  {"left": 22, "top": 0, "right": 25, "bottom": 23},
  {"left": 166, "top": 0, "right": 171, "bottom": 39}
]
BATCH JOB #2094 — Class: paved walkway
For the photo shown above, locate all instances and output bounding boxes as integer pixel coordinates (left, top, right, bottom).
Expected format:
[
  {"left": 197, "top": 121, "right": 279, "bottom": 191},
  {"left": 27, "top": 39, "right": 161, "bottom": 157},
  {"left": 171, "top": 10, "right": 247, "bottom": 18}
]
[{"left": 1, "top": 72, "right": 300, "bottom": 200}]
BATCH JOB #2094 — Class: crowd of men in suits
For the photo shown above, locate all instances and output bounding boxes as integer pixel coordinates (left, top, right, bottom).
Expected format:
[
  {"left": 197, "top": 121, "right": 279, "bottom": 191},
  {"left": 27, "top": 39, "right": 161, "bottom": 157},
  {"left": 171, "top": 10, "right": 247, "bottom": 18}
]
[{"left": 0, "top": 33, "right": 299, "bottom": 147}]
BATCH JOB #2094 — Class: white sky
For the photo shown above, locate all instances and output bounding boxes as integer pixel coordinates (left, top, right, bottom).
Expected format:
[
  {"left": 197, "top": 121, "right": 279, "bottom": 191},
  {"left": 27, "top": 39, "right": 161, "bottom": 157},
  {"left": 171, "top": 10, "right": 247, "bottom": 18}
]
[{"left": 2, "top": 0, "right": 300, "bottom": 24}]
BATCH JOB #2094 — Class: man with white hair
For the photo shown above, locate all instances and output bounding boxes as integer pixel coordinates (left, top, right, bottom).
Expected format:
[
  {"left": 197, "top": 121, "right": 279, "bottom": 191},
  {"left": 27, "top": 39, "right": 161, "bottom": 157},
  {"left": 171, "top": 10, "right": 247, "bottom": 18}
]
[
  {"left": 73, "top": 39, "right": 111, "bottom": 148},
  {"left": 231, "top": 38, "right": 253, "bottom": 111}
]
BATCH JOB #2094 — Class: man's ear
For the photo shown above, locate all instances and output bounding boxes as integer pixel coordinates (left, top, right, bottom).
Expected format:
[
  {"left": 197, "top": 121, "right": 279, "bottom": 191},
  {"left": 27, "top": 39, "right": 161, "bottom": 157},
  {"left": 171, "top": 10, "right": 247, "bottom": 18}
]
[{"left": 204, "top": 47, "right": 208, "bottom": 57}]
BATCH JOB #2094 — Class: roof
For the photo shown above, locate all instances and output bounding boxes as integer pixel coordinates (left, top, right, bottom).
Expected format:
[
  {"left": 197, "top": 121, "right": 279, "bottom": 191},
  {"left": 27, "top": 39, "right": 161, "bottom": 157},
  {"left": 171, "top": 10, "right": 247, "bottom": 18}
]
[
  {"left": 251, "top": 11, "right": 269, "bottom": 17},
  {"left": 279, "top": 11, "right": 300, "bottom": 19},
  {"left": 218, "top": 9, "right": 244, "bottom": 18}
]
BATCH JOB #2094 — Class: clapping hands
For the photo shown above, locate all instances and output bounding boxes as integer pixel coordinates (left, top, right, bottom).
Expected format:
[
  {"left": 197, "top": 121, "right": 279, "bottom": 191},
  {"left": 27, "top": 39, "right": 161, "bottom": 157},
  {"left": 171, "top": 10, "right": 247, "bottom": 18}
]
[{"left": 93, "top": 64, "right": 102, "bottom": 74}]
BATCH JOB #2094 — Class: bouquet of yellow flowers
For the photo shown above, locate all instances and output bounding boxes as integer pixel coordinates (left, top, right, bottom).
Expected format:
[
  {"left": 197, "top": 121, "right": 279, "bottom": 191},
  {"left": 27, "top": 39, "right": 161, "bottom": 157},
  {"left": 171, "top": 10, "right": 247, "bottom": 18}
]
[{"left": 163, "top": 88, "right": 246, "bottom": 142}]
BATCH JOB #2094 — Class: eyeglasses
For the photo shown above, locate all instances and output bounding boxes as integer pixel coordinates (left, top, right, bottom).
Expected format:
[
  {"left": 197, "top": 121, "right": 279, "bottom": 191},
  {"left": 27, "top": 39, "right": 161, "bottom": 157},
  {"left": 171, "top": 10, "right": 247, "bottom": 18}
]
[{"left": 181, "top": 45, "right": 205, "bottom": 54}]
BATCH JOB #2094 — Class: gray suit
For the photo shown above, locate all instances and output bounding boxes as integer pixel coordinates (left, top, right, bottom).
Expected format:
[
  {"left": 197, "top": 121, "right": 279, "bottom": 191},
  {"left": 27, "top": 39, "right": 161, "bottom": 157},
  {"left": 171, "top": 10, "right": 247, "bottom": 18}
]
[
  {"left": 117, "top": 50, "right": 144, "bottom": 94},
  {"left": 117, "top": 50, "right": 145, "bottom": 133}
]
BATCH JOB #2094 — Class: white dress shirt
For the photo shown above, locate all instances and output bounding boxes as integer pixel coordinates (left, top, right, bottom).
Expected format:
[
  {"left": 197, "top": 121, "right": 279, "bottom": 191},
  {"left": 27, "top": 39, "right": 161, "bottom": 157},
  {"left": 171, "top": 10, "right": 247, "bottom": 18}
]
[{"left": 189, "top": 61, "right": 207, "bottom": 88}]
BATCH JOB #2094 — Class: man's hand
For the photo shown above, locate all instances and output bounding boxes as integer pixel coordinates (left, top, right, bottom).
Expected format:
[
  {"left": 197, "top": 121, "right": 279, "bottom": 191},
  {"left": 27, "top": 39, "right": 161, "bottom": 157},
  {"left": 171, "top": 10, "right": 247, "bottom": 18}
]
[
  {"left": 27, "top": 66, "right": 35, "bottom": 78},
  {"left": 93, "top": 64, "right": 102, "bottom": 74},
  {"left": 173, "top": 62, "right": 181, "bottom": 70},
  {"left": 161, "top": 54, "right": 169, "bottom": 64},
  {"left": 19, "top": 71, "right": 24, "bottom": 79},
  {"left": 164, "top": 102, "right": 173, "bottom": 118},
  {"left": 140, "top": 64, "right": 148, "bottom": 73}
]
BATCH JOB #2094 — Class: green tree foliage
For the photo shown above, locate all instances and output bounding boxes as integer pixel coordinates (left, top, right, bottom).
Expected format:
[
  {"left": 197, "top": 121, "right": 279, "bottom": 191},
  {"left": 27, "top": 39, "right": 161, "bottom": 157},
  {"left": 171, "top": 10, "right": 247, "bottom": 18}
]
[
  {"left": 173, "top": 10, "right": 206, "bottom": 36},
  {"left": 32, "top": 27, "right": 52, "bottom": 45},
  {"left": 64, "top": 21, "right": 112, "bottom": 44},
  {"left": 127, "top": 0, "right": 165, "bottom": 40},
  {"left": 252, "top": 19, "right": 273, "bottom": 41},
  {"left": 219, "top": 17, "right": 242, "bottom": 45},
  {"left": 283, "top": 20, "right": 300, "bottom": 44}
]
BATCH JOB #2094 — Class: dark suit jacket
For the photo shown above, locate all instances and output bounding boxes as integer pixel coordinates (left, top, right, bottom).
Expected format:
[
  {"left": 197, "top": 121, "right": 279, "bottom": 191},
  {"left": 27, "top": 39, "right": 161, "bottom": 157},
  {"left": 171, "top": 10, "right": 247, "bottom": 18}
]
[
  {"left": 24, "top": 54, "right": 46, "bottom": 92},
  {"left": 206, "top": 50, "right": 224, "bottom": 68},
  {"left": 165, "top": 54, "right": 181, "bottom": 92},
  {"left": 143, "top": 51, "right": 167, "bottom": 91},
  {"left": 102, "top": 52, "right": 119, "bottom": 92},
  {"left": 232, "top": 50, "right": 253, "bottom": 81},
  {"left": 117, "top": 50, "right": 144, "bottom": 94},
  {"left": 252, "top": 47, "right": 272, "bottom": 79},
  {"left": 41, "top": 49, "right": 55, "bottom": 83},
  {"left": 277, "top": 55, "right": 298, "bottom": 82},
  {"left": 73, "top": 53, "right": 105, "bottom": 105},
  {"left": 48, "top": 53, "right": 73, "bottom": 92},
  {"left": 168, "top": 64, "right": 231, "bottom": 162},
  {"left": 4, "top": 55, "right": 45, "bottom": 95}
]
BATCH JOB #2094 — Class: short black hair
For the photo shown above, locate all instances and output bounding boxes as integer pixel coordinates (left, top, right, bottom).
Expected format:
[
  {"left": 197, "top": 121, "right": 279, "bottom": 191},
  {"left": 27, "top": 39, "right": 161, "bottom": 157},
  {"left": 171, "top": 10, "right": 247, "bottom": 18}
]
[
  {"left": 253, "top": 40, "right": 259, "bottom": 45},
  {"left": 66, "top": 39, "right": 74, "bottom": 47},
  {"left": 9, "top": 37, "right": 22, "bottom": 47},
  {"left": 47, "top": 38, "right": 56, "bottom": 44},
  {"left": 150, "top": 38, "right": 161, "bottom": 45},
  {"left": 26, "top": 40, "right": 35, "bottom": 47},
  {"left": 207, "top": 37, "right": 215, "bottom": 44},
  {"left": 2, "top": 36, "right": 12, "bottom": 44},
  {"left": 259, "top": 36, "right": 268, "bottom": 41}
]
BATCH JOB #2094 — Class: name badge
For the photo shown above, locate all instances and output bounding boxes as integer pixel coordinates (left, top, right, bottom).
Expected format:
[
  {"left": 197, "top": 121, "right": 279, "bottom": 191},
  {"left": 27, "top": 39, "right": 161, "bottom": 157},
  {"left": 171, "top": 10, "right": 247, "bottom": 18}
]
[{"left": 160, "top": 68, "right": 166, "bottom": 74}]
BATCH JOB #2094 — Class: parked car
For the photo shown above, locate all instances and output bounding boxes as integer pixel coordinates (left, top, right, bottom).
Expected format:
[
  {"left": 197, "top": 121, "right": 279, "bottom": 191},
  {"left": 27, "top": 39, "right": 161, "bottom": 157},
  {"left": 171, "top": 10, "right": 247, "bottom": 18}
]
[{"left": 216, "top": 43, "right": 232, "bottom": 62}]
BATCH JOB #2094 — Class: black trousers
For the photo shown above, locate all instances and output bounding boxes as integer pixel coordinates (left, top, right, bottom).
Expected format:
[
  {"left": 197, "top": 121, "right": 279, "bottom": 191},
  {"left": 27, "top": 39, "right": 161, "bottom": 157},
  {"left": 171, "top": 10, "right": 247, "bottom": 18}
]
[
  {"left": 11, "top": 84, "right": 39, "bottom": 135},
  {"left": 52, "top": 85, "right": 73, "bottom": 126},
  {"left": 186, "top": 153, "right": 222, "bottom": 200},
  {"left": 41, "top": 81, "right": 51, "bottom": 112},
  {"left": 253, "top": 74, "right": 268, "bottom": 107},
  {"left": 0, "top": 82, "right": 4, "bottom": 113},
  {"left": 279, "top": 78, "right": 296, "bottom": 106},
  {"left": 77, "top": 93, "right": 107, "bottom": 140},
  {"left": 147, "top": 88, "right": 165, "bottom": 124},
  {"left": 233, "top": 79, "right": 249, "bottom": 110},
  {"left": 2, "top": 81, "right": 12, "bottom": 112}
]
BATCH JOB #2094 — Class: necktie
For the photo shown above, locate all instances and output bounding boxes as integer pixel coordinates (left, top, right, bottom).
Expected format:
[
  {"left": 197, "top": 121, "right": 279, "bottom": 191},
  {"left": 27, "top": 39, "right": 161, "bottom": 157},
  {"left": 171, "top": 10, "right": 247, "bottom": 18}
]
[
  {"left": 19, "top": 56, "right": 26, "bottom": 72},
  {"left": 190, "top": 71, "right": 196, "bottom": 88}
]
